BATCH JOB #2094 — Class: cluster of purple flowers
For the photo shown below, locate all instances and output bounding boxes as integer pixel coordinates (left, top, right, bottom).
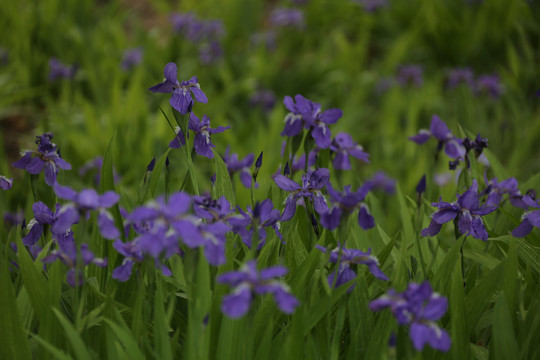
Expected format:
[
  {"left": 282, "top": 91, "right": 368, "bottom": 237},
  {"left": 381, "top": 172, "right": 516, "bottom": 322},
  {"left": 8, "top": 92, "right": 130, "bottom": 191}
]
[
  {"left": 410, "top": 115, "right": 488, "bottom": 170},
  {"left": 218, "top": 260, "right": 299, "bottom": 318},
  {"left": 48, "top": 58, "right": 77, "bottom": 81},
  {"left": 446, "top": 68, "right": 504, "bottom": 98},
  {"left": 170, "top": 12, "right": 225, "bottom": 64},
  {"left": 12, "top": 132, "right": 71, "bottom": 186},
  {"left": 370, "top": 282, "right": 451, "bottom": 352}
]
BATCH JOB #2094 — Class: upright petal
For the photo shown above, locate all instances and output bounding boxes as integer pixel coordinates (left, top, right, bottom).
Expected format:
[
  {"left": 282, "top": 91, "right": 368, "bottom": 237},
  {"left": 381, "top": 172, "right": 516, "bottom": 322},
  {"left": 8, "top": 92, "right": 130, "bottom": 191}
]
[
  {"left": 511, "top": 218, "right": 534, "bottom": 237},
  {"left": 163, "top": 62, "right": 178, "bottom": 84},
  {"left": 429, "top": 115, "right": 450, "bottom": 141},
  {"left": 320, "top": 108, "right": 342, "bottom": 125}
]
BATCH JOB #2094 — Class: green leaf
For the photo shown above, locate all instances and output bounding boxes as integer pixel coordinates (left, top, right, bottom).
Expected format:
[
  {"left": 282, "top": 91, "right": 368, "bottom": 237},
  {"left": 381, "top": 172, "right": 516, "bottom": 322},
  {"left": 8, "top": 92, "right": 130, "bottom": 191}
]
[
  {"left": 100, "top": 131, "right": 126, "bottom": 242},
  {"left": 154, "top": 280, "right": 173, "bottom": 360},
  {"left": 104, "top": 319, "right": 145, "bottom": 360},
  {"left": 53, "top": 308, "right": 92, "bottom": 360},
  {"left": 449, "top": 256, "right": 469, "bottom": 359},
  {"left": 0, "top": 252, "right": 32, "bottom": 360},
  {"left": 492, "top": 293, "right": 519, "bottom": 360},
  {"left": 214, "top": 153, "right": 235, "bottom": 207},
  {"left": 30, "top": 334, "right": 73, "bottom": 360}
]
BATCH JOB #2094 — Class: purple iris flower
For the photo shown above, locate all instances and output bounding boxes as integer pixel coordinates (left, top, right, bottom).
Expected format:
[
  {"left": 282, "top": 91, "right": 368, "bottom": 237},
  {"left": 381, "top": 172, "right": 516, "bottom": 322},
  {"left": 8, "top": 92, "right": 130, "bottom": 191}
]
[
  {"left": 149, "top": 63, "right": 208, "bottom": 115},
  {"left": 0, "top": 175, "right": 13, "bottom": 190},
  {"left": 121, "top": 47, "right": 143, "bottom": 70},
  {"left": 43, "top": 231, "right": 107, "bottom": 287},
  {"left": 409, "top": 115, "right": 466, "bottom": 160},
  {"left": 369, "top": 281, "right": 451, "bottom": 352},
  {"left": 23, "top": 201, "right": 62, "bottom": 247},
  {"left": 217, "top": 260, "right": 299, "bottom": 318},
  {"left": 445, "top": 67, "right": 474, "bottom": 89},
  {"left": 48, "top": 58, "right": 77, "bottom": 81},
  {"left": 511, "top": 195, "right": 540, "bottom": 237},
  {"left": 53, "top": 184, "right": 120, "bottom": 240},
  {"left": 173, "top": 220, "right": 230, "bottom": 266},
  {"left": 422, "top": 180, "right": 497, "bottom": 241},
  {"left": 274, "top": 168, "right": 330, "bottom": 221},
  {"left": 229, "top": 199, "right": 283, "bottom": 249},
  {"left": 317, "top": 244, "right": 388, "bottom": 291},
  {"left": 269, "top": 8, "right": 305, "bottom": 28},
  {"left": 12, "top": 132, "right": 71, "bottom": 186},
  {"left": 330, "top": 133, "right": 370, "bottom": 170},
  {"left": 320, "top": 183, "right": 374, "bottom": 230},
  {"left": 192, "top": 195, "right": 234, "bottom": 222},
  {"left": 223, "top": 147, "right": 254, "bottom": 188},
  {"left": 112, "top": 239, "right": 144, "bottom": 282},
  {"left": 281, "top": 95, "right": 343, "bottom": 149},
  {"left": 475, "top": 74, "right": 503, "bottom": 98},
  {"left": 483, "top": 176, "right": 527, "bottom": 209},
  {"left": 188, "top": 113, "right": 230, "bottom": 158},
  {"left": 396, "top": 64, "right": 423, "bottom": 87}
]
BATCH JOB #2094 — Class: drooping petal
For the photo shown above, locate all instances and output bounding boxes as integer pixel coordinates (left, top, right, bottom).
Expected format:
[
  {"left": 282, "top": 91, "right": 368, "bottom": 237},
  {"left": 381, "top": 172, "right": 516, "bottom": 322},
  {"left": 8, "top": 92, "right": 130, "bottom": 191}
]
[
  {"left": 190, "top": 87, "right": 208, "bottom": 104},
  {"left": 260, "top": 266, "right": 288, "bottom": 280},
  {"left": 281, "top": 194, "right": 300, "bottom": 221},
  {"left": 221, "top": 285, "right": 252, "bottom": 318},
  {"left": 320, "top": 207, "right": 342, "bottom": 230},
  {"left": 309, "top": 168, "right": 330, "bottom": 189},
  {"left": 170, "top": 88, "right": 193, "bottom": 115},
  {"left": 457, "top": 211, "right": 473, "bottom": 237},
  {"left": 526, "top": 210, "right": 540, "bottom": 228},
  {"left": 270, "top": 285, "right": 299, "bottom": 313},
  {"left": 332, "top": 151, "right": 350, "bottom": 170},
  {"left": 112, "top": 260, "right": 134, "bottom": 282},
  {"left": 511, "top": 218, "right": 534, "bottom": 237},
  {"left": 43, "top": 163, "right": 57, "bottom": 186},
  {"left": 26, "top": 157, "right": 45, "bottom": 174},
  {"left": 98, "top": 211, "right": 120, "bottom": 240},
  {"left": 52, "top": 205, "right": 79, "bottom": 234},
  {"left": 54, "top": 183, "right": 77, "bottom": 201},
  {"left": 421, "top": 219, "right": 443, "bottom": 237},
  {"left": 193, "top": 133, "right": 214, "bottom": 158},
  {"left": 358, "top": 205, "right": 375, "bottom": 230},
  {"left": 32, "top": 201, "right": 55, "bottom": 224},
  {"left": 274, "top": 175, "right": 301, "bottom": 191},
  {"left": 431, "top": 208, "right": 459, "bottom": 224},
  {"left": 409, "top": 130, "right": 431, "bottom": 144},
  {"left": 311, "top": 124, "right": 332, "bottom": 149},
  {"left": 444, "top": 139, "right": 466, "bottom": 159},
  {"left": 471, "top": 216, "right": 489, "bottom": 241},
  {"left": 55, "top": 157, "right": 72, "bottom": 170}
]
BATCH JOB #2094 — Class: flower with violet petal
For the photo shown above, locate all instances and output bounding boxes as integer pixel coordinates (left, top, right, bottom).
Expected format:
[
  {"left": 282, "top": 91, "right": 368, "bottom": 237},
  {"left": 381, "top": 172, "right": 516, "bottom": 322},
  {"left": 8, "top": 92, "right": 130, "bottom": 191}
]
[
  {"left": 274, "top": 168, "right": 330, "bottom": 221},
  {"left": 409, "top": 115, "right": 466, "bottom": 160},
  {"left": 149, "top": 63, "right": 208, "bottom": 114},
  {"left": 229, "top": 199, "right": 284, "bottom": 249},
  {"left": 188, "top": 113, "right": 230, "bottom": 158},
  {"left": 317, "top": 244, "right": 388, "bottom": 292},
  {"left": 12, "top": 132, "right": 71, "bottom": 186},
  {"left": 121, "top": 47, "right": 143, "bottom": 70},
  {"left": 421, "top": 179, "right": 497, "bottom": 241},
  {"left": 369, "top": 281, "right": 451, "bottom": 352},
  {"left": 53, "top": 183, "right": 120, "bottom": 240},
  {"left": 329, "top": 132, "right": 370, "bottom": 170},
  {"left": 281, "top": 95, "right": 342, "bottom": 149},
  {"left": 511, "top": 194, "right": 540, "bottom": 238},
  {"left": 218, "top": 260, "right": 299, "bottom": 318},
  {"left": 320, "top": 182, "right": 374, "bottom": 230},
  {"left": 0, "top": 175, "right": 13, "bottom": 190},
  {"left": 43, "top": 231, "right": 107, "bottom": 287},
  {"left": 223, "top": 147, "right": 255, "bottom": 188}
]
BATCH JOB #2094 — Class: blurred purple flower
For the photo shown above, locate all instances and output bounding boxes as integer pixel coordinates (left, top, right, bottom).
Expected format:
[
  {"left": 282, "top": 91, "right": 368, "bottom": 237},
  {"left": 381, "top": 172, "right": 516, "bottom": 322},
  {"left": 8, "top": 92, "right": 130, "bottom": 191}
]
[
  {"left": 367, "top": 171, "right": 396, "bottom": 194},
  {"left": 53, "top": 183, "right": 120, "bottom": 240},
  {"left": 317, "top": 244, "right": 388, "bottom": 291},
  {"left": 43, "top": 231, "right": 107, "bottom": 287},
  {"left": 12, "top": 132, "right": 71, "bottom": 186},
  {"left": 250, "top": 31, "right": 277, "bottom": 51},
  {"left": 249, "top": 89, "right": 276, "bottom": 113},
  {"left": 121, "top": 47, "right": 143, "bottom": 70},
  {"left": 369, "top": 281, "right": 451, "bottom": 352},
  {"left": 445, "top": 67, "right": 474, "bottom": 89},
  {"left": 112, "top": 238, "right": 144, "bottom": 282},
  {"left": 0, "top": 175, "right": 13, "bottom": 190},
  {"left": 483, "top": 176, "right": 526, "bottom": 209},
  {"left": 475, "top": 74, "right": 503, "bottom": 98},
  {"left": 269, "top": 8, "right": 305, "bottom": 28},
  {"left": 218, "top": 260, "right": 299, "bottom": 318},
  {"left": 274, "top": 168, "right": 330, "bottom": 221},
  {"left": 192, "top": 195, "right": 234, "bottom": 222},
  {"left": 330, "top": 133, "right": 370, "bottom": 170},
  {"left": 49, "top": 58, "right": 77, "bottom": 80},
  {"left": 422, "top": 179, "right": 497, "bottom": 240},
  {"left": 79, "top": 156, "right": 120, "bottom": 185},
  {"left": 149, "top": 63, "right": 208, "bottom": 114},
  {"left": 396, "top": 64, "right": 423, "bottom": 87},
  {"left": 199, "top": 41, "right": 223, "bottom": 64},
  {"left": 352, "top": 0, "right": 388, "bottom": 12}
]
